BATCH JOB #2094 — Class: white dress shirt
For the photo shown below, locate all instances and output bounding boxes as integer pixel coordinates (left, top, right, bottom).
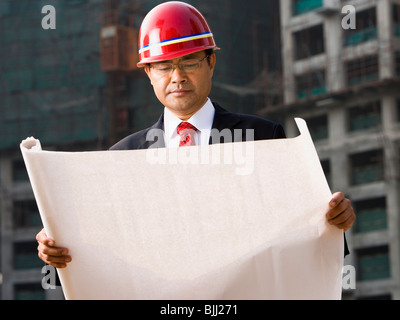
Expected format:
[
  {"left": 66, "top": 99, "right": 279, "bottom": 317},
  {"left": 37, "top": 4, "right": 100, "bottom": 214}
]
[{"left": 163, "top": 98, "right": 215, "bottom": 148}]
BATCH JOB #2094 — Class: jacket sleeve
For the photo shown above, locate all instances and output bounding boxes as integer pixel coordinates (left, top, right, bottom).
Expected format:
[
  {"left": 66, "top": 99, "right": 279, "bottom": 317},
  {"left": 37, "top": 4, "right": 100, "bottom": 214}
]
[{"left": 273, "top": 124, "right": 286, "bottom": 139}]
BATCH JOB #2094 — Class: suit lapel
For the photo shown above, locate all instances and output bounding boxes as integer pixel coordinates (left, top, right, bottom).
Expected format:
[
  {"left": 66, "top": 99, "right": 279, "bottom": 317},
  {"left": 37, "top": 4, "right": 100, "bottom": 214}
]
[
  {"left": 209, "top": 102, "right": 241, "bottom": 145},
  {"left": 138, "top": 113, "right": 166, "bottom": 149}
]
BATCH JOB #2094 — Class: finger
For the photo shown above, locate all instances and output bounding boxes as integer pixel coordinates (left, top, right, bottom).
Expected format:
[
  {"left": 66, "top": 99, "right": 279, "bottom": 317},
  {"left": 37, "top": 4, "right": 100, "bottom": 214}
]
[
  {"left": 37, "top": 241, "right": 72, "bottom": 269},
  {"left": 36, "top": 228, "right": 55, "bottom": 247},
  {"left": 338, "top": 218, "right": 355, "bottom": 232},
  {"left": 326, "top": 198, "right": 351, "bottom": 220},
  {"left": 328, "top": 206, "right": 352, "bottom": 226},
  {"left": 39, "top": 251, "right": 71, "bottom": 264},
  {"left": 38, "top": 250, "right": 71, "bottom": 268},
  {"left": 38, "top": 242, "right": 68, "bottom": 257},
  {"left": 329, "top": 192, "right": 345, "bottom": 209},
  {"left": 36, "top": 229, "right": 72, "bottom": 268},
  {"left": 329, "top": 208, "right": 356, "bottom": 231},
  {"left": 40, "top": 256, "right": 69, "bottom": 269}
]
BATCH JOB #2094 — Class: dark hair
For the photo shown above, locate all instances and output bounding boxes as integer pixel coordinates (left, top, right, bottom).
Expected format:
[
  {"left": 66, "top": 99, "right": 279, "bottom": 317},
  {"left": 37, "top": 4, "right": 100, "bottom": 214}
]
[{"left": 204, "top": 49, "right": 214, "bottom": 65}]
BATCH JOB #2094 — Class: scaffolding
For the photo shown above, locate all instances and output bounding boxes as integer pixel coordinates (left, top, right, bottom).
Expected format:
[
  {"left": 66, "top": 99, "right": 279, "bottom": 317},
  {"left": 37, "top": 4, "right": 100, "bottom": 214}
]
[
  {"left": 0, "top": 0, "right": 108, "bottom": 150},
  {"left": 0, "top": 0, "right": 284, "bottom": 151}
]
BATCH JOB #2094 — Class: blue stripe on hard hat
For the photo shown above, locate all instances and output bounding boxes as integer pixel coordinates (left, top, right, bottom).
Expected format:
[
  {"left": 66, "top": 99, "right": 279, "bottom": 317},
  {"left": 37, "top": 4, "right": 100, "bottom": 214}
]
[{"left": 139, "top": 31, "right": 214, "bottom": 54}]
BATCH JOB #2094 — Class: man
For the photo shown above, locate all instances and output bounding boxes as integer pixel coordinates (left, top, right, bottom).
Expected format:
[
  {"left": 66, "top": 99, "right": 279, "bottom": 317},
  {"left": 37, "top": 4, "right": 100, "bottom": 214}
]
[{"left": 36, "top": 1, "right": 355, "bottom": 268}]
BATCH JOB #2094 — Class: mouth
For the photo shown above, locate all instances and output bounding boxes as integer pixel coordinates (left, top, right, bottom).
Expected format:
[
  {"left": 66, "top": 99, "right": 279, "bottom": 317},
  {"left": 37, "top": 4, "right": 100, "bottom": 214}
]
[{"left": 170, "top": 89, "right": 191, "bottom": 97}]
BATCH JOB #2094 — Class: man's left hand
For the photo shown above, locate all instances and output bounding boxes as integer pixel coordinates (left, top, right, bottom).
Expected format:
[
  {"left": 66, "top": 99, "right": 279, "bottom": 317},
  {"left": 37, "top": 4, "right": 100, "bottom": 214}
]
[{"left": 326, "top": 192, "right": 356, "bottom": 232}]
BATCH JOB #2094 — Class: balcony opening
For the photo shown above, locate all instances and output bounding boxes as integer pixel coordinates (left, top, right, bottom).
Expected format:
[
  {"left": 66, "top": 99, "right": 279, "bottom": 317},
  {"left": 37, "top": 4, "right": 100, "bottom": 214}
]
[
  {"left": 348, "top": 100, "right": 381, "bottom": 132},
  {"left": 353, "top": 197, "right": 387, "bottom": 233},
  {"left": 14, "top": 241, "right": 44, "bottom": 270},
  {"left": 396, "top": 52, "right": 400, "bottom": 77},
  {"left": 292, "top": 0, "right": 323, "bottom": 16},
  {"left": 321, "top": 159, "right": 331, "bottom": 188},
  {"left": 13, "top": 200, "right": 42, "bottom": 229},
  {"left": 14, "top": 283, "right": 45, "bottom": 300},
  {"left": 12, "top": 159, "right": 29, "bottom": 182},
  {"left": 345, "top": 7, "right": 377, "bottom": 46},
  {"left": 346, "top": 55, "right": 379, "bottom": 87},
  {"left": 296, "top": 69, "right": 326, "bottom": 99},
  {"left": 306, "top": 114, "right": 328, "bottom": 141},
  {"left": 356, "top": 245, "right": 391, "bottom": 281},
  {"left": 294, "top": 24, "right": 325, "bottom": 60},
  {"left": 349, "top": 149, "right": 384, "bottom": 185},
  {"left": 397, "top": 99, "right": 400, "bottom": 122},
  {"left": 394, "top": 4, "right": 400, "bottom": 37}
]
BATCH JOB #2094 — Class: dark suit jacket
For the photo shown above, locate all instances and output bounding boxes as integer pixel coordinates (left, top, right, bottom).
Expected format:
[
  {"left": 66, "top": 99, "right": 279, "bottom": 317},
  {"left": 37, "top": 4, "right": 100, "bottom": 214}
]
[
  {"left": 110, "top": 102, "right": 286, "bottom": 150},
  {"left": 110, "top": 101, "right": 349, "bottom": 256}
]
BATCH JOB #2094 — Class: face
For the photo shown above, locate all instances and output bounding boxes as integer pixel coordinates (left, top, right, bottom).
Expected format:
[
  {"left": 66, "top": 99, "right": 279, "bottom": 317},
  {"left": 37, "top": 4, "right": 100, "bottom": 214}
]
[{"left": 144, "top": 51, "right": 216, "bottom": 121}]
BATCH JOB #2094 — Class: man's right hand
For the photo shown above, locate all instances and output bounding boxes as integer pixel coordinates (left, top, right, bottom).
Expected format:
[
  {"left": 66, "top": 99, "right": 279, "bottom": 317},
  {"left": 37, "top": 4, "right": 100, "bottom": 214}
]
[{"left": 36, "top": 228, "right": 71, "bottom": 268}]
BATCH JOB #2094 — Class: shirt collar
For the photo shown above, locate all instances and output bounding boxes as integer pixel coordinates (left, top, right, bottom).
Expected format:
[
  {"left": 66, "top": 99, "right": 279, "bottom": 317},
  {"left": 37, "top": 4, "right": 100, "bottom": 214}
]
[{"left": 163, "top": 98, "right": 215, "bottom": 140}]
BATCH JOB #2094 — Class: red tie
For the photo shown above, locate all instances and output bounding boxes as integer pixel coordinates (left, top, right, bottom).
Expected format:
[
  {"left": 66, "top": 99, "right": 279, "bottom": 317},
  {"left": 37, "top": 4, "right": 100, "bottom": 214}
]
[{"left": 177, "top": 122, "right": 198, "bottom": 147}]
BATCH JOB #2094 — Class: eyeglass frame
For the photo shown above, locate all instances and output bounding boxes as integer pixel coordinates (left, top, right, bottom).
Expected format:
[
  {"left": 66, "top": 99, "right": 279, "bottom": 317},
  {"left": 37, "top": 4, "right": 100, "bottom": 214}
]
[{"left": 148, "top": 54, "right": 210, "bottom": 75}]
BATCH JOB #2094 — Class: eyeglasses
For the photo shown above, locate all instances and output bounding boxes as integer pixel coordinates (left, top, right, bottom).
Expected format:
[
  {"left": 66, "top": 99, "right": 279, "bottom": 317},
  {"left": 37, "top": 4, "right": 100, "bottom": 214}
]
[{"left": 149, "top": 55, "right": 209, "bottom": 76}]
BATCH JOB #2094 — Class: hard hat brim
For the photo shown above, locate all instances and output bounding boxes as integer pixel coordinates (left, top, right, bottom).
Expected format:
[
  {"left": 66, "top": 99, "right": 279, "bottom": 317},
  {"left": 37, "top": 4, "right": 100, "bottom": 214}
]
[{"left": 137, "top": 46, "right": 219, "bottom": 68}]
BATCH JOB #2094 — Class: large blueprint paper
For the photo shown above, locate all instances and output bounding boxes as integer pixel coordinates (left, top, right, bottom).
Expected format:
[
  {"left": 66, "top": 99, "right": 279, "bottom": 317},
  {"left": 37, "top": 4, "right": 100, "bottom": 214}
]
[{"left": 20, "top": 118, "right": 344, "bottom": 300}]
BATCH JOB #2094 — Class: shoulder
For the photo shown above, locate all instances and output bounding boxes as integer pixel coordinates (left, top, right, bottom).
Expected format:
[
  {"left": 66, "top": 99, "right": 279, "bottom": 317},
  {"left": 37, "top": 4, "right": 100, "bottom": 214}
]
[
  {"left": 212, "top": 102, "right": 286, "bottom": 140},
  {"left": 233, "top": 113, "right": 286, "bottom": 140},
  {"left": 109, "top": 114, "right": 165, "bottom": 150},
  {"left": 109, "top": 128, "right": 150, "bottom": 150}
]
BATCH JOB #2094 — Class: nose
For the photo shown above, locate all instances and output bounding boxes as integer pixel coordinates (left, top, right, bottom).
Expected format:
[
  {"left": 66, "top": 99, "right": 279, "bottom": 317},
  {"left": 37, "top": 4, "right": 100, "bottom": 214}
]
[{"left": 171, "top": 65, "right": 188, "bottom": 84}]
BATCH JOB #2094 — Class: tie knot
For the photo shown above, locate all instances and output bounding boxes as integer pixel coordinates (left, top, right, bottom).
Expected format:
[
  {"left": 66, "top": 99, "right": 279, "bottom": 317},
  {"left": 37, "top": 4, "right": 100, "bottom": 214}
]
[
  {"left": 176, "top": 122, "right": 197, "bottom": 135},
  {"left": 177, "top": 122, "right": 198, "bottom": 147}
]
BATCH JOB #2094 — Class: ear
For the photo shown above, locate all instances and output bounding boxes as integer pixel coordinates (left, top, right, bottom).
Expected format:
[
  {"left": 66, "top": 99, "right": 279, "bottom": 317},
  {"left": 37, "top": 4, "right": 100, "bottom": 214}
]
[{"left": 208, "top": 53, "right": 216, "bottom": 76}]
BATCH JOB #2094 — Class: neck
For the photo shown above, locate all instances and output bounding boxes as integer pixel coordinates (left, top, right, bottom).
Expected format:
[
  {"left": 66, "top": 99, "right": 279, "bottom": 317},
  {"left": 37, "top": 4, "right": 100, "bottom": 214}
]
[
  {"left": 177, "top": 113, "right": 195, "bottom": 121},
  {"left": 167, "top": 99, "right": 208, "bottom": 121}
]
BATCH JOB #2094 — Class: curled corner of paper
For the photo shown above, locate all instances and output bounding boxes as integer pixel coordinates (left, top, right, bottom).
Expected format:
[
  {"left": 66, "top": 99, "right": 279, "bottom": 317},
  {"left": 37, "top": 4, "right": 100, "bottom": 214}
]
[
  {"left": 294, "top": 118, "right": 307, "bottom": 134},
  {"left": 294, "top": 118, "right": 314, "bottom": 142},
  {"left": 20, "top": 137, "right": 42, "bottom": 151}
]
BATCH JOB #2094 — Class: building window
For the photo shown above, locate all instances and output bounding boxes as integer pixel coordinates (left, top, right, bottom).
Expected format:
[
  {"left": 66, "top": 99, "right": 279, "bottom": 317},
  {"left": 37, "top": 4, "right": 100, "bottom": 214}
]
[
  {"left": 293, "top": 24, "right": 324, "bottom": 60},
  {"left": 12, "top": 159, "right": 29, "bottom": 182},
  {"left": 13, "top": 200, "right": 42, "bottom": 229},
  {"left": 345, "top": 7, "right": 377, "bottom": 46},
  {"left": 348, "top": 101, "right": 381, "bottom": 132},
  {"left": 307, "top": 114, "right": 328, "bottom": 141},
  {"left": 292, "top": 0, "right": 323, "bottom": 16},
  {"left": 353, "top": 197, "right": 387, "bottom": 233},
  {"left": 321, "top": 159, "right": 331, "bottom": 188},
  {"left": 14, "top": 241, "right": 44, "bottom": 270},
  {"left": 350, "top": 149, "right": 384, "bottom": 185},
  {"left": 397, "top": 99, "right": 400, "bottom": 122},
  {"left": 357, "top": 245, "right": 391, "bottom": 281},
  {"left": 14, "top": 283, "right": 45, "bottom": 300},
  {"left": 394, "top": 4, "right": 400, "bottom": 37},
  {"left": 296, "top": 70, "right": 326, "bottom": 99},
  {"left": 346, "top": 55, "right": 379, "bottom": 87}
]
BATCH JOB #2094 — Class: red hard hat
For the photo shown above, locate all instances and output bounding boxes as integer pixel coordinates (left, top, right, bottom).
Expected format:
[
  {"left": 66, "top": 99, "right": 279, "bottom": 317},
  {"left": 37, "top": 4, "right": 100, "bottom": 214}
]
[{"left": 137, "top": 1, "right": 219, "bottom": 67}]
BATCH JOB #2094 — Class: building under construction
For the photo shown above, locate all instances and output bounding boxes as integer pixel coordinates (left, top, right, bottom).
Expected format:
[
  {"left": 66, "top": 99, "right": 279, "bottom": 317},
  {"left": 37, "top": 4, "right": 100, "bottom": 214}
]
[
  {"left": 264, "top": 0, "right": 400, "bottom": 299},
  {"left": 1, "top": 0, "right": 400, "bottom": 300},
  {"left": 0, "top": 0, "right": 280, "bottom": 299}
]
